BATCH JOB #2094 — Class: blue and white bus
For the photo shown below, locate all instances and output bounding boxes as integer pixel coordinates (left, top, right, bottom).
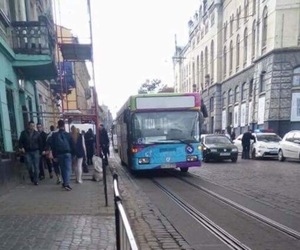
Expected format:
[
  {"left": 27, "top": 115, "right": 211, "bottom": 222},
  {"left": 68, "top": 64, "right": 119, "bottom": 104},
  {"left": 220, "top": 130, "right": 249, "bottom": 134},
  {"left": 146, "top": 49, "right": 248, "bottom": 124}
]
[{"left": 116, "top": 93, "right": 207, "bottom": 172}]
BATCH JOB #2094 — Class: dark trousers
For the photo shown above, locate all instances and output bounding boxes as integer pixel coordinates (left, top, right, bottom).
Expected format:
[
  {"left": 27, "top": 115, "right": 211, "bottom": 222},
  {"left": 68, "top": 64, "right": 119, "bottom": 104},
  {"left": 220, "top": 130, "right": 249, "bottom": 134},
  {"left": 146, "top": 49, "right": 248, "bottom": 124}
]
[
  {"left": 25, "top": 150, "right": 40, "bottom": 183},
  {"left": 46, "top": 158, "right": 61, "bottom": 176},
  {"left": 242, "top": 145, "right": 250, "bottom": 159},
  {"left": 101, "top": 146, "right": 109, "bottom": 165},
  {"left": 39, "top": 155, "right": 46, "bottom": 178}
]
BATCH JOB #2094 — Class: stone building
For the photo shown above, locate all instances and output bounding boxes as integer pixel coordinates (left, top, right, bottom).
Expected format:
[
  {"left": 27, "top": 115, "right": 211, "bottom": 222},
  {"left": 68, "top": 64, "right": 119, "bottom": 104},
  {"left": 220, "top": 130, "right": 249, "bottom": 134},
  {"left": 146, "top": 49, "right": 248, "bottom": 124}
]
[{"left": 173, "top": 0, "right": 300, "bottom": 137}]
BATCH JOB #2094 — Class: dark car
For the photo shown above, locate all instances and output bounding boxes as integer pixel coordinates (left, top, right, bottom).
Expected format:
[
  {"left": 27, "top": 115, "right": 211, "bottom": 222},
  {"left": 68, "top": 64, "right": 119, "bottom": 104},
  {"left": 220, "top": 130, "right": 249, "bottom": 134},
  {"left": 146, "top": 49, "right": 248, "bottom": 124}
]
[{"left": 201, "top": 134, "right": 239, "bottom": 162}]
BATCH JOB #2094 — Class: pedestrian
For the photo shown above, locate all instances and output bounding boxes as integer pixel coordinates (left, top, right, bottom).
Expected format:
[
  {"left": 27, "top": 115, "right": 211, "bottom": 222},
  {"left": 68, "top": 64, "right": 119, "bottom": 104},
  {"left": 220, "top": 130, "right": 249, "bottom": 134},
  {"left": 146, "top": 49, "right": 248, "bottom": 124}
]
[
  {"left": 99, "top": 124, "right": 110, "bottom": 166},
  {"left": 230, "top": 131, "right": 236, "bottom": 141},
  {"left": 241, "top": 129, "right": 255, "bottom": 159},
  {"left": 45, "top": 125, "right": 62, "bottom": 184},
  {"left": 48, "top": 120, "right": 75, "bottom": 191},
  {"left": 18, "top": 121, "right": 42, "bottom": 185},
  {"left": 70, "top": 125, "right": 86, "bottom": 183},
  {"left": 37, "top": 122, "right": 48, "bottom": 180},
  {"left": 85, "top": 128, "right": 95, "bottom": 165}
]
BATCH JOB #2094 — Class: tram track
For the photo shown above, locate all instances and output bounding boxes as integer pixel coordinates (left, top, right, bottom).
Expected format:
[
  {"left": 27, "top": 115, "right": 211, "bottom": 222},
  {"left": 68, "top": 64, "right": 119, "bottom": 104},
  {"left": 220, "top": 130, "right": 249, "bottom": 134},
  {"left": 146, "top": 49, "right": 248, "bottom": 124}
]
[
  {"left": 151, "top": 170, "right": 300, "bottom": 249},
  {"left": 166, "top": 171, "right": 300, "bottom": 240}
]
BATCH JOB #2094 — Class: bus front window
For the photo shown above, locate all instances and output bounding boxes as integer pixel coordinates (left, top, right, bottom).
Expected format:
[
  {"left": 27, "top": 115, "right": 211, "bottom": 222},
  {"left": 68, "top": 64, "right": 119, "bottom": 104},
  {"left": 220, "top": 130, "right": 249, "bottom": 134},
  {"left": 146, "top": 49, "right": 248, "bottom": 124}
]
[{"left": 132, "top": 111, "right": 200, "bottom": 144}]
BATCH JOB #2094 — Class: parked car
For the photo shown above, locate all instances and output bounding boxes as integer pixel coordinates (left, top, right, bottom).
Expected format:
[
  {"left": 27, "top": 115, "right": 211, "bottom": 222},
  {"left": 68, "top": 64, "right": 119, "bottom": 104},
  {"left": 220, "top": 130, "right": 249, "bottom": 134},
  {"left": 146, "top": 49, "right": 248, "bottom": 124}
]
[
  {"left": 233, "top": 132, "right": 281, "bottom": 159},
  {"left": 278, "top": 130, "right": 300, "bottom": 161},
  {"left": 201, "top": 134, "right": 238, "bottom": 162}
]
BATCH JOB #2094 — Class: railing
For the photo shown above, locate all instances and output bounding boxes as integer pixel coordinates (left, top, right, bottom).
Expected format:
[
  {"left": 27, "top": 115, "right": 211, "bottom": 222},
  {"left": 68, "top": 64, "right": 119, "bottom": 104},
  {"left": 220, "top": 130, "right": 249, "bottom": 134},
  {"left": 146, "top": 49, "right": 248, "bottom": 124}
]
[
  {"left": 11, "top": 15, "right": 55, "bottom": 55},
  {"left": 113, "top": 173, "right": 139, "bottom": 250}
]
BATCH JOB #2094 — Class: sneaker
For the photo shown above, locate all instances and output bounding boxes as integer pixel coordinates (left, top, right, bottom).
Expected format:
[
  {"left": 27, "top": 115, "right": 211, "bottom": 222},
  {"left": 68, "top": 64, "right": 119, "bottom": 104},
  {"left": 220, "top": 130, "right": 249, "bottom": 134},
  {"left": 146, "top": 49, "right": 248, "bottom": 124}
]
[
  {"left": 64, "top": 185, "right": 72, "bottom": 191},
  {"left": 49, "top": 173, "right": 53, "bottom": 179},
  {"left": 34, "top": 182, "right": 38, "bottom": 186},
  {"left": 56, "top": 178, "right": 62, "bottom": 185}
]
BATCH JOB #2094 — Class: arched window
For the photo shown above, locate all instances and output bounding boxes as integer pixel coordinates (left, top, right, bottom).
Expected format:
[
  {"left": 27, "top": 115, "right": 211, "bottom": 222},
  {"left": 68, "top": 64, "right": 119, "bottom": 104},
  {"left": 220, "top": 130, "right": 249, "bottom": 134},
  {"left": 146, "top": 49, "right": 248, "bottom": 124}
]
[
  {"left": 205, "top": 46, "right": 208, "bottom": 86},
  {"left": 241, "top": 82, "right": 247, "bottom": 100},
  {"left": 200, "top": 51, "right": 204, "bottom": 89},
  {"left": 243, "top": 28, "right": 248, "bottom": 66},
  {"left": 223, "top": 46, "right": 227, "bottom": 77},
  {"left": 229, "top": 41, "right": 233, "bottom": 74},
  {"left": 234, "top": 86, "right": 239, "bottom": 103},
  {"left": 249, "top": 78, "right": 253, "bottom": 97},
  {"left": 210, "top": 96, "right": 214, "bottom": 111},
  {"left": 210, "top": 40, "right": 214, "bottom": 83},
  {"left": 236, "top": 7, "right": 241, "bottom": 30},
  {"left": 262, "top": 7, "right": 268, "bottom": 53},
  {"left": 252, "top": 20, "right": 256, "bottom": 61},
  {"left": 228, "top": 89, "right": 233, "bottom": 105},
  {"left": 230, "top": 15, "right": 234, "bottom": 36},
  {"left": 259, "top": 71, "right": 266, "bottom": 93},
  {"left": 236, "top": 35, "right": 240, "bottom": 69},
  {"left": 292, "top": 67, "right": 300, "bottom": 86},
  {"left": 244, "top": 0, "right": 249, "bottom": 22}
]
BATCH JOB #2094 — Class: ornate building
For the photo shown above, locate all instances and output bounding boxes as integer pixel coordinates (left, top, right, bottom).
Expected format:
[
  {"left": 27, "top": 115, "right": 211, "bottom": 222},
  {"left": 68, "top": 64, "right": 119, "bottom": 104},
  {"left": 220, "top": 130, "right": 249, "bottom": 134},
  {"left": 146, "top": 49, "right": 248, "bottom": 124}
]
[{"left": 173, "top": 0, "right": 300, "bottom": 137}]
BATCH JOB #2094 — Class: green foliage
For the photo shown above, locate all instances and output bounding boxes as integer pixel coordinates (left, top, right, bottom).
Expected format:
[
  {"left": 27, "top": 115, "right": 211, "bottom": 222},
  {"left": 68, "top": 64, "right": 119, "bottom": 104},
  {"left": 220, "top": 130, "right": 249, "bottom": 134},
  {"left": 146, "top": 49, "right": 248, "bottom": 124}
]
[{"left": 138, "top": 79, "right": 161, "bottom": 94}]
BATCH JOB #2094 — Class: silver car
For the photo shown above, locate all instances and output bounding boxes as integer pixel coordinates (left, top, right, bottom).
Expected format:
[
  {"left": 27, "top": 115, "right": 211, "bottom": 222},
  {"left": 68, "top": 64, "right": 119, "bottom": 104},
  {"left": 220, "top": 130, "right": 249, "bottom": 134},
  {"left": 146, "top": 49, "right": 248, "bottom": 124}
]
[{"left": 278, "top": 130, "right": 300, "bottom": 161}]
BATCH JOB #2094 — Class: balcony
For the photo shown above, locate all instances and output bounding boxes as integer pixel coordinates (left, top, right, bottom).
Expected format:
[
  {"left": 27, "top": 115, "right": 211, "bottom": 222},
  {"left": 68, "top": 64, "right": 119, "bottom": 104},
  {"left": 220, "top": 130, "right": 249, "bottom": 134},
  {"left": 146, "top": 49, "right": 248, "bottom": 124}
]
[{"left": 11, "top": 15, "right": 57, "bottom": 80}]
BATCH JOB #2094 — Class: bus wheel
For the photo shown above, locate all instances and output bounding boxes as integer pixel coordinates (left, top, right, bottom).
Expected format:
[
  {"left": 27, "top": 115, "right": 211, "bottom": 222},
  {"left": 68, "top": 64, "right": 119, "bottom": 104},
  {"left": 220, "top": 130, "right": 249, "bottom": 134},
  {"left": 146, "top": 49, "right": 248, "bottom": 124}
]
[{"left": 180, "top": 167, "right": 189, "bottom": 173}]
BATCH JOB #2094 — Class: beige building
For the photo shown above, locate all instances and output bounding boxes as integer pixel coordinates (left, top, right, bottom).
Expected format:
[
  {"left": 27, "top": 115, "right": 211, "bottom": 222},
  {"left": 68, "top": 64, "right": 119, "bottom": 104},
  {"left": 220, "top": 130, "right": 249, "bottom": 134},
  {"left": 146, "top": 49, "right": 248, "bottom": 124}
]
[{"left": 174, "top": 0, "right": 300, "bottom": 137}]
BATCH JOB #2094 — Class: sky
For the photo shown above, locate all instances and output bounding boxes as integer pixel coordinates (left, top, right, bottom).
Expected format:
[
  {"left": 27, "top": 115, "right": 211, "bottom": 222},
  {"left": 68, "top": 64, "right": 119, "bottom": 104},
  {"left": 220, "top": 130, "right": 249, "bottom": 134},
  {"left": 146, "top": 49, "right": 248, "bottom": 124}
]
[{"left": 54, "top": 0, "right": 200, "bottom": 117}]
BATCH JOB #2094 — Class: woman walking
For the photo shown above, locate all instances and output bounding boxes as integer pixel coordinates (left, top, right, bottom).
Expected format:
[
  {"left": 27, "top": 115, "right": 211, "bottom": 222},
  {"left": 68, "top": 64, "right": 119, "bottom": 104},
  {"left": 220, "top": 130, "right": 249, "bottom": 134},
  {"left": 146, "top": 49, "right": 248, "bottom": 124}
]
[{"left": 70, "top": 126, "right": 86, "bottom": 183}]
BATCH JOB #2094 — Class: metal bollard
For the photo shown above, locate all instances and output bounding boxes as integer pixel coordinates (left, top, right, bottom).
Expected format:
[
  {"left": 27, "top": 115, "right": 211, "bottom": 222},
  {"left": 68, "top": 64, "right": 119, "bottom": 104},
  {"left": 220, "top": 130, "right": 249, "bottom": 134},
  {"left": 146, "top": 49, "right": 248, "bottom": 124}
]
[{"left": 102, "top": 158, "right": 108, "bottom": 206}]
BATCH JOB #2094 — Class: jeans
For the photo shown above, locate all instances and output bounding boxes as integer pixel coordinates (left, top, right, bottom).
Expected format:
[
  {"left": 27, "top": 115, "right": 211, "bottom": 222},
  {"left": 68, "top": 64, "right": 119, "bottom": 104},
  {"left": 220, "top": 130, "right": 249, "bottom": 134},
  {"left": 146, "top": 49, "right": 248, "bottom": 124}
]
[
  {"left": 57, "top": 153, "right": 72, "bottom": 186},
  {"left": 25, "top": 150, "right": 40, "bottom": 183}
]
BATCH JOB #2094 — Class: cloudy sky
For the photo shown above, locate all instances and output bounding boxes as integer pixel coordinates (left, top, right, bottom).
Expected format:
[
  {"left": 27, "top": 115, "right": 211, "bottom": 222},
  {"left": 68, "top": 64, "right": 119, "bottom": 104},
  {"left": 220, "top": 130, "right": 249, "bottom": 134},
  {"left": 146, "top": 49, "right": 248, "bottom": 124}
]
[{"left": 54, "top": 0, "right": 200, "bottom": 117}]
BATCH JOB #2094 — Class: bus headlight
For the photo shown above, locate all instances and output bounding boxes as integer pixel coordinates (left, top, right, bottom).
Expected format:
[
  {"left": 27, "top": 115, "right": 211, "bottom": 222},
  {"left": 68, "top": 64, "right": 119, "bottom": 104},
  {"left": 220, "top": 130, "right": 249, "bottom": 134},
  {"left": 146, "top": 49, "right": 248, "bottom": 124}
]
[
  {"left": 138, "top": 157, "right": 150, "bottom": 164},
  {"left": 186, "top": 155, "right": 198, "bottom": 161}
]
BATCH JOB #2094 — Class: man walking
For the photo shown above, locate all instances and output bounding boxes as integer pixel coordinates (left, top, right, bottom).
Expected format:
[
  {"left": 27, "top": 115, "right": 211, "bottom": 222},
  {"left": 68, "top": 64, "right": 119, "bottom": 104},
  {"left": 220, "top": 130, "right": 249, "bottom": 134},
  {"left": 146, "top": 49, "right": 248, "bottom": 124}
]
[
  {"left": 48, "top": 120, "right": 74, "bottom": 191},
  {"left": 242, "top": 129, "right": 255, "bottom": 159},
  {"left": 99, "top": 124, "right": 109, "bottom": 166},
  {"left": 37, "top": 122, "right": 48, "bottom": 180},
  {"left": 19, "top": 121, "right": 42, "bottom": 185}
]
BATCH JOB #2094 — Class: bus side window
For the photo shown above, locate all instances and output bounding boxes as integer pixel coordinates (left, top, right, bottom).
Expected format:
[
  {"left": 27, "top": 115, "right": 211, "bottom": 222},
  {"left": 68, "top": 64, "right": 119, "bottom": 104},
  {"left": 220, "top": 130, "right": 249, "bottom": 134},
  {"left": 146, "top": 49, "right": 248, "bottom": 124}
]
[{"left": 124, "top": 109, "right": 130, "bottom": 123}]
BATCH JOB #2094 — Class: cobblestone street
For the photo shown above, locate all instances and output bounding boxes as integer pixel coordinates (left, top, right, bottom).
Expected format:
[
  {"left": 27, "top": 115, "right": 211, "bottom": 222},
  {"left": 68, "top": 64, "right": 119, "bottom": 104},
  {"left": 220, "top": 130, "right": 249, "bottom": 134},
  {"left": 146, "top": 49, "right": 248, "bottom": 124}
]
[{"left": 0, "top": 169, "right": 115, "bottom": 250}]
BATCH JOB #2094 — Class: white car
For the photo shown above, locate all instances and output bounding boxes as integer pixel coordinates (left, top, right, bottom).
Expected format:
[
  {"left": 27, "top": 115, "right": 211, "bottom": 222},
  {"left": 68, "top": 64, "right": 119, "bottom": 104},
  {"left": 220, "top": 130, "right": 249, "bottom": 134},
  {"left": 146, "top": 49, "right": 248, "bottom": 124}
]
[
  {"left": 233, "top": 132, "right": 282, "bottom": 159},
  {"left": 278, "top": 130, "right": 300, "bottom": 161}
]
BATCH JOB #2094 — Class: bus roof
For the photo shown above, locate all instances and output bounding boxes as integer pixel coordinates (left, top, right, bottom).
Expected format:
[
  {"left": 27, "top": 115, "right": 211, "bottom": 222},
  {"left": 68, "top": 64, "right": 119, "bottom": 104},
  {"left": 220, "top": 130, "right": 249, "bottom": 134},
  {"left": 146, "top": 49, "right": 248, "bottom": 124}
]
[{"left": 117, "top": 93, "right": 201, "bottom": 117}]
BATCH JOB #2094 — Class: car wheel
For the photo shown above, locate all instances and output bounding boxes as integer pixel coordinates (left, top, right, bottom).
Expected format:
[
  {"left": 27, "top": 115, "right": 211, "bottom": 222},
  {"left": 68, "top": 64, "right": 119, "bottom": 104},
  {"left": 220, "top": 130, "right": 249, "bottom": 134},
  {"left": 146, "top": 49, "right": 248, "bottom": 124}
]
[
  {"left": 180, "top": 167, "right": 189, "bottom": 173},
  {"left": 231, "top": 157, "right": 237, "bottom": 163},
  {"left": 252, "top": 149, "right": 257, "bottom": 159},
  {"left": 278, "top": 150, "right": 285, "bottom": 162}
]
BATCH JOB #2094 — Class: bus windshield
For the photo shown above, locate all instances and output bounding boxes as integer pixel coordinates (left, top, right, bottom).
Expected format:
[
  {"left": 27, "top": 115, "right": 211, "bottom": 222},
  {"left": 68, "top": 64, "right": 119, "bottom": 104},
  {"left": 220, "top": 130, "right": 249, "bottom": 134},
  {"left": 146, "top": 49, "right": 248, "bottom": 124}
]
[{"left": 131, "top": 111, "right": 200, "bottom": 145}]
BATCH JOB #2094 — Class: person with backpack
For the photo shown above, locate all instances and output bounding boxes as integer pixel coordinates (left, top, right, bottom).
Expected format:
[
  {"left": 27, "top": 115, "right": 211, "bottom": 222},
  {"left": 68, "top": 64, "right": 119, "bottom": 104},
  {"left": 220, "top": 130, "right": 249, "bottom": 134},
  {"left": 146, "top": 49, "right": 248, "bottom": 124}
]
[{"left": 47, "top": 120, "right": 75, "bottom": 191}]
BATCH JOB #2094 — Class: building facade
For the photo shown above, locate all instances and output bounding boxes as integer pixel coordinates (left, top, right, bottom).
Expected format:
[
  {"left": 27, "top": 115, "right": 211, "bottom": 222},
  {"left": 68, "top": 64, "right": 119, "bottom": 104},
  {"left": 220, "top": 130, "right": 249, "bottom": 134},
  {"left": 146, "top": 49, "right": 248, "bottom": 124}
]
[{"left": 173, "top": 0, "right": 300, "bottom": 137}]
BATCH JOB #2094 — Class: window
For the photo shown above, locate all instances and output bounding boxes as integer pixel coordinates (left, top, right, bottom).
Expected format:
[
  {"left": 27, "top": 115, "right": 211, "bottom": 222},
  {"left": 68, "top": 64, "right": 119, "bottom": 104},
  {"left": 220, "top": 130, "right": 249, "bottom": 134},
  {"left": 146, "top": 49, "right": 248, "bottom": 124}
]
[
  {"left": 236, "top": 35, "right": 240, "bottom": 69},
  {"left": 223, "top": 46, "right": 227, "bottom": 77},
  {"left": 252, "top": 20, "right": 256, "bottom": 60},
  {"left": 230, "top": 15, "right": 234, "bottom": 35},
  {"left": 244, "top": 0, "right": 249, "bottom": 23},
  {"left": 241, "top": 82, "right": 247, "bottom": 100},
  {"left": 229, "top": 41, "right": 233, "bottom": 74},
  {"left": 222, "top": 92, "right": 226, "bottom": 107},
  {"left": 228, "top": 89, "right": 233, "bottom": 104},
  {"left": 210, "top": 97, "right": 214, "bottom": 111},
  {"left": 210, "top": 40, "right": 214, "bottom": 83},
  {"left": 234, "top": 86, "right": 239, "bottom": 103},
  {"left": 244, "top": 28, "right": 248, "bottom": 66},
  {"left": 196, "top": 55, "right": 200, "bottom": 90},
  {"left": 249, "top": 78, "right": 253, "bottom": 97},
  {"left": 260, "top": 71, "right": 266, "bottom": 93},
  {"left": 224, "top": 22, "right": 227, "bottom": 41},
  {"left": 200, "top": 51, "right": 204, "bottom": 89},
  {"left": 236, "top": 7, "right": 241, "bottom": 30},
  {"left": 253, "top": 0, "right": 256, "bottom": 15},
  {"left": 292, "top": 67, "right": 300, "bottom": 86},
  {"left": 6, "top": 86, "right": 18, "bottom": 151},
  {"left": 205, "top": 46, "right": 208, "bottom": 79},
  {"left": 262, "top": 7, "right": 268, "bottom": 53}
]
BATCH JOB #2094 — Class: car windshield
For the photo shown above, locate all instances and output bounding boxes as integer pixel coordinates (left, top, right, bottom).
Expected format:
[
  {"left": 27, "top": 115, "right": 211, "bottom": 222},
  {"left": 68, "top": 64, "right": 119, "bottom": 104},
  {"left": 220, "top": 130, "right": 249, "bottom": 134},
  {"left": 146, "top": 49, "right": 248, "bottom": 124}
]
[
  {"left": 256, "top": 134, "right": 281, "bottom": 142},
  {"left": 131, "top": 111, "right": 200, "bottom": 144},
  {"left": 205, "top": 136, "right": 231, "bottom": 144}
]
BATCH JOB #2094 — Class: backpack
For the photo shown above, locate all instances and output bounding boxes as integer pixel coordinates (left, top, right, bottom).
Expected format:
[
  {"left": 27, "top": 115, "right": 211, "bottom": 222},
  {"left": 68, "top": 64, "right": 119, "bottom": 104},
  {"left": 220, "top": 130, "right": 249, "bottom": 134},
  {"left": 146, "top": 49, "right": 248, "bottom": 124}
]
[{"left": 52, "top": 131, "right": 71, "bottom": 154}]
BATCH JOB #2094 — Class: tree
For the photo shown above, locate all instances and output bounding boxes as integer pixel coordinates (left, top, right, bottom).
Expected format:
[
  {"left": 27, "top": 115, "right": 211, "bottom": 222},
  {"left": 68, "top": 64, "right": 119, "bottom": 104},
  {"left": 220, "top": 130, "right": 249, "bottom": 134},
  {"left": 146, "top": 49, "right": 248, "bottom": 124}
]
[{"left": 138, "top": 79, "right": 161, "bottom": 94}]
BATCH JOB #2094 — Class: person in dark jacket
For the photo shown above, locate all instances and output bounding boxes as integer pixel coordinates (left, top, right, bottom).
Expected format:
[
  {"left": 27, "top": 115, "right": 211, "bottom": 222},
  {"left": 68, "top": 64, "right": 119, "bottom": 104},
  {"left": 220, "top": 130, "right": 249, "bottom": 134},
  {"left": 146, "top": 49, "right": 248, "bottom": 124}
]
[
  {"left": 19, "top": 121, "right": 42, "bottom": 185},
  {"left": 47, "top": 120, "right": 75, "bottom": 191},
  {"left": 37, "top": 123, "right": 48, "bottom": 180},
  {"left": 85, "top": 128, "right": 95, "bottom": 165},
  {"left": 241, "top": 129, "right": 255, "bottom": 159},
  {"left": 99, "top": 124, "right": 109, "bottom": 165}
]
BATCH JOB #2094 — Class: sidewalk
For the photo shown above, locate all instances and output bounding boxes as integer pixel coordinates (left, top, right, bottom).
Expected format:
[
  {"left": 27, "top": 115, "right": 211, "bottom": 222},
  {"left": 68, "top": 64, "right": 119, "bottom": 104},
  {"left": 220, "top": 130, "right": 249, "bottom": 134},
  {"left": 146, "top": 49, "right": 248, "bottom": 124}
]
[{"left": 0, "top": 165, "right": 116, "bottom": 250}]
